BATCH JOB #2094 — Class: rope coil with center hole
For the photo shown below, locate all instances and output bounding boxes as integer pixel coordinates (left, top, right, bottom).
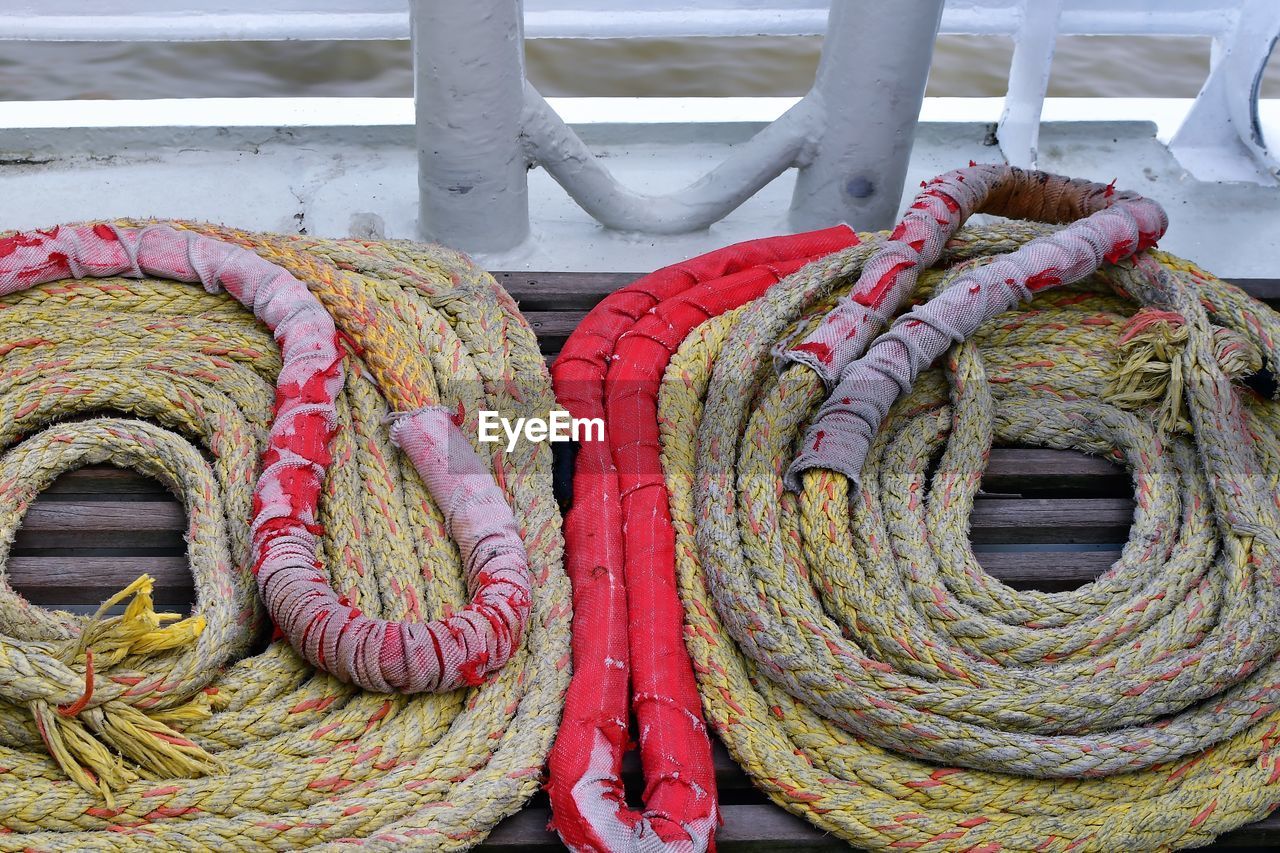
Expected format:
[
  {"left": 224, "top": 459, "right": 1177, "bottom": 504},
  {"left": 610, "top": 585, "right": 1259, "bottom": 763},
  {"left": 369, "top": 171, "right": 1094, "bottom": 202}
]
[
  {"left": 551, "top": 164, "right": 1280, "bottom": 851},
  {"left": 0, "top": 222, "right": 568, "bottom": 849}
]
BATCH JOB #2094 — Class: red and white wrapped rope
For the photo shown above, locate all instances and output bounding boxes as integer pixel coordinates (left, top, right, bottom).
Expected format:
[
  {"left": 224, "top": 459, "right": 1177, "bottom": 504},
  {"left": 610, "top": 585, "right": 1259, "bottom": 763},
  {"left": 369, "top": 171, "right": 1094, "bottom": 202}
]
[{"left": 0, "top": 223, "right": 531, "bottom": 693}]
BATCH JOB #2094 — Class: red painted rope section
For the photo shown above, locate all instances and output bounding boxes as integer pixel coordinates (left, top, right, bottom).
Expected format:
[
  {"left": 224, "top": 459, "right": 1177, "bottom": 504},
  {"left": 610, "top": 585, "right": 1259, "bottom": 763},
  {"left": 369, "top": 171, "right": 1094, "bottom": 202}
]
[
  {"left": 0, "top": 223, "right": 531, "bottom": 694},
  {"left": 782, "top": 165, "right": 1168, "bottom": 488},
  {"left": 549, "top": 226, "right": 858, "bottom": 852}
]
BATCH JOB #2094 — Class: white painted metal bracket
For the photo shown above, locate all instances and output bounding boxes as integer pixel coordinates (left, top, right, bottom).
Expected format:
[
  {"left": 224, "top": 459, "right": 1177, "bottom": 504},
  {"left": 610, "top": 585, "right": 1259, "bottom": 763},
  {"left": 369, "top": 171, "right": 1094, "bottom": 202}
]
[
  {"left": 1168, "top": 0, "right": 1279, "bottom": 184},
  {"left": 412, "top": 0, "right": 944, "bottom": 252},
  {"left": 519, "top": 88, "right": 820, "bottom": 234}
]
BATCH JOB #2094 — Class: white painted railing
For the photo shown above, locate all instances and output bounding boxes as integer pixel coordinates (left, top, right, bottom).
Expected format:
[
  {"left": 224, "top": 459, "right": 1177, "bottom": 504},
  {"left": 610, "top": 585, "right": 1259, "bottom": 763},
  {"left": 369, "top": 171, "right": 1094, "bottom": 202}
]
[
  {"left": 1, "top": 1, "right": 831, "bottom": 40},
  {"left": 2, "top": 1, "right": 1277, "bottom": 252}
]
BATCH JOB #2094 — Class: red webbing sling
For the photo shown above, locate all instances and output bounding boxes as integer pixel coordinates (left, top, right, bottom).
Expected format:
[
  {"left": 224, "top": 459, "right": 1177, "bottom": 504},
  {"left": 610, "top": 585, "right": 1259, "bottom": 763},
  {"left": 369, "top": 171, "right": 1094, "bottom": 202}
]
[{"left": 548, "top": 226, "right": 859, "bottom": 852}]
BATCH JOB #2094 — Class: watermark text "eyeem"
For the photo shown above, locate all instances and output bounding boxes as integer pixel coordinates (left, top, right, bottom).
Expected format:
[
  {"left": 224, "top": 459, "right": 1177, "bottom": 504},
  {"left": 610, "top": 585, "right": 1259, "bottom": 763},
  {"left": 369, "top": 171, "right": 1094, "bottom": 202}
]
[{"left": 478, "top": 410, "right": 604, "bottom": 452}]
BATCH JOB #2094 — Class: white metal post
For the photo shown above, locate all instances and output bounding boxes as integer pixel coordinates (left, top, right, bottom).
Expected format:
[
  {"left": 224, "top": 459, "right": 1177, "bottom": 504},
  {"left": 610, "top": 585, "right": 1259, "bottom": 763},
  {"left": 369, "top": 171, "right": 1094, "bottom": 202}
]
[
  {"left": 997, "top": 0, "right": 1063, "bottom": 169},
  {"left": 789, "top": 0, "right": 944, "bottom": 232},
  {"left": 412, "top": 0, "right": 530, "bottom": 252}
]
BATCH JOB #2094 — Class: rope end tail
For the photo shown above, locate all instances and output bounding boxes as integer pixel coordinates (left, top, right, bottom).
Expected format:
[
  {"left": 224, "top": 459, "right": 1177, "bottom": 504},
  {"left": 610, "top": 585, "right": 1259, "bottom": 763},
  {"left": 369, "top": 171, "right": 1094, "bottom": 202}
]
[
  {"left": 29, "top": 574, "right": 220, "bottom": 797},
  {"left": 1108, "top": 308, "right": 1262, "bottom": 434}
]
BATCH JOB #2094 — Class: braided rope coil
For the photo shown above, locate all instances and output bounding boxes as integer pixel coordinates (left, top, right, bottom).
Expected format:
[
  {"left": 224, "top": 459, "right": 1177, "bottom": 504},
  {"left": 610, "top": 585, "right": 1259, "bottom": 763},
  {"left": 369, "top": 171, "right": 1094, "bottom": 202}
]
[
  {"left": 547, "top": 162, "right": 1280, "bottom": 845},
  {"left": 661, "top": 168, "right": 1280, "bottom": 850},
  {"left": 0, "top": 223, "right": 569, "bottom": 849}
]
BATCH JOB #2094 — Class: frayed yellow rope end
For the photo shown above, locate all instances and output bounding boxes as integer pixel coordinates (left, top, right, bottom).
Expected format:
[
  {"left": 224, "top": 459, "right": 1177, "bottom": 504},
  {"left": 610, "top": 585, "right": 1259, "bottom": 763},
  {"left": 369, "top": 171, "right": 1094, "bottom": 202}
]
[
  {"left": 1106, "top": 309, "right": 1189, "bottom": 434},
  {"left": 87, "top": 702, "right": 222, "bottom": 781},
  {"left": 31, "top": 701, "right": 136, "bottom": 803},
  {"left": 81, "top": 574, "right": 205, "bottom": 667},
  {"left": 30, "top": 575, "right": 219, "bottom": 797},
  {"left": 1108, "top": 309, "right": 1263, "bottom": 435},
  {"left": 149, "top": 689, "right": 220, "bottom": 727}
]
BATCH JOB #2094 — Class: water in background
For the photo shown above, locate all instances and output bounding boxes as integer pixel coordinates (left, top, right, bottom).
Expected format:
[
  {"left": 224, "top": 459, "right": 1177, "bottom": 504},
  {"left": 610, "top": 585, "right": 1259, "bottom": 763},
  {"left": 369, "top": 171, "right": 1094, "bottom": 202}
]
[{"left": 1, "top": 35, "right": 1277, "bottom": 101}]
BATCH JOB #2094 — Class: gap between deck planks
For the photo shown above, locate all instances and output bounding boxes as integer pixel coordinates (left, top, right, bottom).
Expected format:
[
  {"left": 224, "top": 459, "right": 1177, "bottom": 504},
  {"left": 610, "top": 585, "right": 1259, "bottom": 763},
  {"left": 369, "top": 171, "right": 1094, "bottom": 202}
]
[{"left": 5, "top": 272, "right": 1278, "bottom": 852}]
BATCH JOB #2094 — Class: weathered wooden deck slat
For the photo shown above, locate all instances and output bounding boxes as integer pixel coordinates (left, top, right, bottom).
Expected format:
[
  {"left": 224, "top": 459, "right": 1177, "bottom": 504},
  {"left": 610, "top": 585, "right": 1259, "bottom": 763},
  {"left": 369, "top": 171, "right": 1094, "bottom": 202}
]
[
  {"left": 20, "top": 501, "right": 185, "bottom": 531},
  {"left": 479, "top": 808, "right": 1280, "bottom": 852},
  {"left": 12, "top": 531, "right": 185, "bottom": 552},
  {"left": 520, "top": 310, "right": 583, "bottom": 350},
  {"left": 495, "top": 271, "right": 641, "bottom": 311},
  {"left": 4, "top": 272, "right": 1276, "bottom": 851},
  {"left": 7, "top": 550, "right": 1121, "bottom": 604},
  {"left": 6, "top": 483, "right": 1132, "bottom": 599},
  {"left": 38, "top": 448, "right": 1125, "bottom": 496},
  {"left": 11, "top": 493, "right": 1135, "bottom": 536},
  {"left": 8, "top": 556, "right": 191, "bottom": 605},
  {"left": 42, "top": 466, "right": 171, "bottom": 496},
  {"left": 482, "top": 804, "right": 829, "bottom": 851},
  {"left": 972, "top": 550, "right": 1121, "bottom": 589},
  {"left": 981, "top": 448, "right": 1127, "bottom": 495},
  {"left": 969, "top": 497, "right": 1133, "bottom": 543}
]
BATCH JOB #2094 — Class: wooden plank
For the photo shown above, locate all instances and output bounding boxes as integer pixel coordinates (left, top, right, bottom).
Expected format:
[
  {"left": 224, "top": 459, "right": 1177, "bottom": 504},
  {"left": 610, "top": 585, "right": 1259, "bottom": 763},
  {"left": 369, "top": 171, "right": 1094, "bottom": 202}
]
[
  {"left": 974, "top": 550, "right": 1119, "bottom": 589},
  {"left": 17, "top": 491, "right": 1137, "bottom": 543},
  {"left": 5, "top": 542, "right": 1124, "bottom": 599},
  {"left": 478, "top": 806, "right": 1278, "bottom": 851},
  {"left": 495, "top": 271, "right": 638, "bottom": 311},
  {"left": 7, "top": 556, "right": 191, "bottom": 605},
  {"left": 36, "top": 449, "right": 1129, "bottom": 500},
  {"left": 969, "top": 498, "right": 1132, "bottom": 544},
  {"left": 20, "top": 501, "right": 184, "bottom": 532},
  {"left": 524, "top": 310, "right": 586, "bottom": 352},
  {"left": 8, "top": 451, "right": 1138, "bottom": 599},
  {"left": 12, "top": 532, "right": 185, "bottom": 552},
  {"left": 44, "top": 466, "right": 171, "bottom": 497},
  {"left": 6, "top": 551, "right": 1119, "bottom": 603},
  {"left": 985, "top": 449, "right": 1121, "bottom": 479},
  {"left": 983, "top": 448, "right": 1126, "bottom": 497},
  {"left": 34, "top": 449, "right": 1129, "bottom": 503},
  {"left": 13, "top": 500, "right": 186, "bottom": 551}
]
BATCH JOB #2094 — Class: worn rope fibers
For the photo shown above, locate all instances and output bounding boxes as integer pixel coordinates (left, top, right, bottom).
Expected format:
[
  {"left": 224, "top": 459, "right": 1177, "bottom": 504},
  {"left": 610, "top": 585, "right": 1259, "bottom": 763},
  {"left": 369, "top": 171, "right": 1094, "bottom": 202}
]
[
  {"left": 0, "top": 222, "right": 569, "bottom": 850},
  {"left": 622, "top": 165, "right": 1278, "bottom": 851}
]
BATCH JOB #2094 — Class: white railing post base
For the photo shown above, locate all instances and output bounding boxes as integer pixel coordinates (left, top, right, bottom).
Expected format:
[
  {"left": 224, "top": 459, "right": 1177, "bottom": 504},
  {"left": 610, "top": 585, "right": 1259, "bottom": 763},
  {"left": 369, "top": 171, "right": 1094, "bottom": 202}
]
[
  {"left": 788, "top": 0, "right": 944, "bottom": 233},
  {"left": 997, "top": 0, "right": 1063, "bottom": 169},
  {"left": 412, "top": 0, "right": 531, "bottom": 252}
]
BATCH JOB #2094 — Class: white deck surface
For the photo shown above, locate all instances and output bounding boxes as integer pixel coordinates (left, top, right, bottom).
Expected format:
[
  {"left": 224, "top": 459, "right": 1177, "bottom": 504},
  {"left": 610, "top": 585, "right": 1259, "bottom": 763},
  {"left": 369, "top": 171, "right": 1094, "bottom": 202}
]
[{"left": 1, "top": 96, "right": 1277, "bottom": 277}]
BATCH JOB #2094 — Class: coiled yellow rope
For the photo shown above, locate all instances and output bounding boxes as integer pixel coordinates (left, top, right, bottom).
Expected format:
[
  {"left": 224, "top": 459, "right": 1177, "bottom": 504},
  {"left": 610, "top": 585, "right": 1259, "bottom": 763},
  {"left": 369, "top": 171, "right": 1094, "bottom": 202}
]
[
  {"left": 662, "top": 223, "right": 1280, "bottom": 851},
  {"left": 0, "top": 222, "right": 569, "bottom": 850}
]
